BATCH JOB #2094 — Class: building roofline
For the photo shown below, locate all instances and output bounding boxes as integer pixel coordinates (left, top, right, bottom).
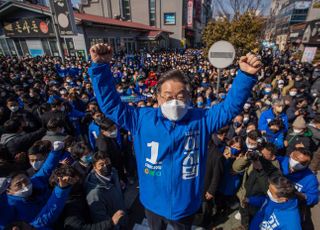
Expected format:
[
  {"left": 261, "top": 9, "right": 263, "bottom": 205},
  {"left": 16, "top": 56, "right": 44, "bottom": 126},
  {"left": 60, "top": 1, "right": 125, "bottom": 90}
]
[{"left": 0, "top": 0, "right": 173, "bottom": 34}]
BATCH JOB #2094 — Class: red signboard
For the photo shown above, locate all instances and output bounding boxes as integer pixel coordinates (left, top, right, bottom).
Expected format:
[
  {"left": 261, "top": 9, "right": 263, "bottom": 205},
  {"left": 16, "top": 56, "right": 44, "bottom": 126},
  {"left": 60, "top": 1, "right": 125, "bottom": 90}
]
[{"left": 187, "top": 0, "right": 193, "bottom": 28}]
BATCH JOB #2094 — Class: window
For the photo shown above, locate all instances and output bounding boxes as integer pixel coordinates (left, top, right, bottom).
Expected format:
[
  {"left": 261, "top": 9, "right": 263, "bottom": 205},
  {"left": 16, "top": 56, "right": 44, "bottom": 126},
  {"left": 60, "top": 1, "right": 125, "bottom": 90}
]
[
  {"left": 49, "top": 39, "right": 59, "bottom": 56},
  {"left": 41, "top": 39, "right": 51, "bottom": 56},
  {"left": 6, "top": 39, "right": 17, "bottom": 56},
  {"left": 122, "top": 0, "right": 131, "bottom": 20},
  {"left": 149, "top": 0, "right": 156, "bottom": 26},
  {"left": 14, "top": 39, "right": 23, "bottom": 57},
  {"left": 20, "top": 39, "right": 30, "bottom": 56}
]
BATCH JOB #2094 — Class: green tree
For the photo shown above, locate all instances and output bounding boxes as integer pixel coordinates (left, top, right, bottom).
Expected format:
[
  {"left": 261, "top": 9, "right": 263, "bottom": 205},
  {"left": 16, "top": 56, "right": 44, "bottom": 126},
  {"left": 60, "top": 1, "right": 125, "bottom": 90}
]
[{"left": 202, "top": 11, "right": 265, "bottom": 56}]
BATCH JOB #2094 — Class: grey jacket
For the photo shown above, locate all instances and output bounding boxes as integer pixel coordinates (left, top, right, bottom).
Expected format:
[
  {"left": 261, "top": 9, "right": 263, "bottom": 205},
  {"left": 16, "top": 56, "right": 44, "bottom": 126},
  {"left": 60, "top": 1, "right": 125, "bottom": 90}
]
[
  {"left": 41, "top": 131, "right": 67, "bottom": 143},
  {"left": 84, "top": 169, "right": 125, "bottom": 223}
]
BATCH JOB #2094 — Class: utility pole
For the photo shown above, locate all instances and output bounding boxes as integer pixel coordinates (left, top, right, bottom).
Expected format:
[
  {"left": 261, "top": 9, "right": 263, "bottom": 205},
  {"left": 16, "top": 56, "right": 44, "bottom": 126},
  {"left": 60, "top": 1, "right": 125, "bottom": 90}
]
[{"left": 49, "top": 2, "right": 65, "bottom": 63}]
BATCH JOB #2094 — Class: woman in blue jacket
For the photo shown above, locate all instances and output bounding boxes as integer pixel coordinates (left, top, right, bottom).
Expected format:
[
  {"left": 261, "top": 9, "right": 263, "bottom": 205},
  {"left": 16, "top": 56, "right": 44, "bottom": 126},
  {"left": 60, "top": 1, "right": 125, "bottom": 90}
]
[
  {"left": 89, "top": 44, "right": 261, "bottom": 229},
  {"left": 249, "top": 176, "right": 301, "bottom": 230},
  {"left": 5, "top": 141, "right": 70, "bottom": 228}
]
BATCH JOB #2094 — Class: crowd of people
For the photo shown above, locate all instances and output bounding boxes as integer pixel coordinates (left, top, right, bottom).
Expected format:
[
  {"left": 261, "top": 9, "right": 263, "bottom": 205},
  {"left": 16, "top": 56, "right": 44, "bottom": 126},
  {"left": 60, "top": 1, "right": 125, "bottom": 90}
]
[{"left": 0, "top": 45, "right": 319, "bottom": 230}]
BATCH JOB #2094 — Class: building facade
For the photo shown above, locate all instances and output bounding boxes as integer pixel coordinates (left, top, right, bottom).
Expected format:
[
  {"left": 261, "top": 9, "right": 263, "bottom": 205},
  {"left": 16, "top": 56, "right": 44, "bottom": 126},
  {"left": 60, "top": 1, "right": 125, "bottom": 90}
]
[
  {"left": 0, "top": 0, "right": 172, "bottom": 58},
  {"left": 80, "top": 0, "right": 212, "bottom": 48}
]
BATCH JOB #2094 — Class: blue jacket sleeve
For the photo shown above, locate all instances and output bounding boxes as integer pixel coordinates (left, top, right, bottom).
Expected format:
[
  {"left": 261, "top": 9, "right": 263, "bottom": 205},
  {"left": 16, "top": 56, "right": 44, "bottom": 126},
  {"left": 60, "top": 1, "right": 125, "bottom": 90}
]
[
  {"left": 258, "top": 111, "right": 268, "bottom": 132},
  {"left": 30, "top": 186, "right": 71, "bottom": 228},
  {"left": 205, "top": 70, "right": 256, "bottom": 134},
  {"left": 89, "top": 63, "right": 139, "bottom": 134},
  {"left": 31, "top": 150, "right": 62, "bottom": 190},
  {"left": 304, "top": 176, "right": 319, "bottom": 206},
  {"left": 283, "top": 115, "right": 289, "bottom": 133}
]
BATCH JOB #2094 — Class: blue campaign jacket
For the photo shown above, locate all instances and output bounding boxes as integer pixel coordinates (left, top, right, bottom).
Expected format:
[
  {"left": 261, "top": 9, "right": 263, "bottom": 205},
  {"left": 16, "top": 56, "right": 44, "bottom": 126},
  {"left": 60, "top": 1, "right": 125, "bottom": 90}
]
[
  {"left": 258, "top": 108, "right": 289, "bottom": 133},
  {"left": 250, "top": 197, "right": 301, "bottom": 230},
  {"left": 89, "top": 62, "right": 256, "bottom": 220},
  {"left": 88, "top": 121, "right": 100, "bottom": 150},
  {"left": 7, "top": 150, "right": 63, "bottom": 224},
  {"left": 265, "top": 127, "right": 285, "bottom": 150},
  {"left": 278, "top": 156, "right": 319, "bottom": 206},
  {"left": 0, "top": 193, "right": 15, "bottom": 230}
]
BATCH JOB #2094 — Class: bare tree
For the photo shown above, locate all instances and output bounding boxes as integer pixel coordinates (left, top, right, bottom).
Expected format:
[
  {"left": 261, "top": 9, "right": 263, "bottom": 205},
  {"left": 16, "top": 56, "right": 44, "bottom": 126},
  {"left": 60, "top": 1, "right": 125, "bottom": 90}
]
[{"left": 212, "top": 0, "right": 265, "bottom": 19}]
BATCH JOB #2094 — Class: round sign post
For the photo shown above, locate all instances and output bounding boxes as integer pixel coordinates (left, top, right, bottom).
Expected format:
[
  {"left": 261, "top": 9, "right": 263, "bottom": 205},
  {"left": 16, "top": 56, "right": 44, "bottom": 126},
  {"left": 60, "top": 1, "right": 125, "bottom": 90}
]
[{"left": 208, "top": 41, "right": 236, "bottom": 95}]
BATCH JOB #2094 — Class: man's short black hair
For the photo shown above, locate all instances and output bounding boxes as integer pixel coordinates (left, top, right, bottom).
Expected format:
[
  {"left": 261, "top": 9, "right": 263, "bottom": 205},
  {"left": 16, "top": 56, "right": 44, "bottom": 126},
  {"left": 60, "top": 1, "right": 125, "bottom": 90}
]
[
  {"left": 156, "top": 69, "right": 190, "bottom": 94},
  {"left": 262, "top": 142, "right": 277, "bottom": 155},
  {"left": 269, "top": 176, "right": 295, "bottom": 199},
  {"left": 3, "top": 118, "right": 21, "bottom": 133},
  {"left": 247, "top": 130, "right": 261, "bottom": 141},
  {"left": 97, "top": 118, "right": 115, "bottom": 131},
  {"left": 93, "top": 151, "right": 110, "bottom": 165},
  {"left": 28, "top": 140, "right": 51, "bottom": 156},
  {"left": 47, "top": 118, "right": 64, "bottom": 131},
  {"left": 293, "top": 147, "right": 312, "bottom": 159}
]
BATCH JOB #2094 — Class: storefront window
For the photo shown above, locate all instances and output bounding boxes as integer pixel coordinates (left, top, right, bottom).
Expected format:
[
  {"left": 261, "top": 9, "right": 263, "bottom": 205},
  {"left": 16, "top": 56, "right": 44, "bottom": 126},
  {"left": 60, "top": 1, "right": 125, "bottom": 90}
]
[
  {"left": 41, "top": 38, "right": 51, "bottom": 56},
  {"left": 0, "top": 38, "right": 10, "bottom": 56},
  {"left": 20, "top": 39, "right": 30, "bottom": 56},
  {"left": 49, "top": 39, "right": 59, "bottom": 56},
  {"left": 7, "top": 39, "right": 17, "bottom": 56},
  {"left": 14, "top": 39, "right": 23, "bottom": 57}
]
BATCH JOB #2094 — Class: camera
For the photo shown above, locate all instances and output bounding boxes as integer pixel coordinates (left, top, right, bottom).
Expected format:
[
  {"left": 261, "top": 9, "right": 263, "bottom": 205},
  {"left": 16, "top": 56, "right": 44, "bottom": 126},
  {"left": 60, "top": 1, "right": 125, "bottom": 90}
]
[{"left": 246, "top": 149, "right": 261, "bottom": 161}]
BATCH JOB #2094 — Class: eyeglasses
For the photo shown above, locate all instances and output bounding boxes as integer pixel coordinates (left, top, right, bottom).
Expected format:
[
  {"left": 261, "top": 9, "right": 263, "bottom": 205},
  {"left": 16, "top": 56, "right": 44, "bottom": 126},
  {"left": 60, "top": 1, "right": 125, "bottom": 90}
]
[{"left": 159, "top": 92, "right": 189, "bottom": 102}]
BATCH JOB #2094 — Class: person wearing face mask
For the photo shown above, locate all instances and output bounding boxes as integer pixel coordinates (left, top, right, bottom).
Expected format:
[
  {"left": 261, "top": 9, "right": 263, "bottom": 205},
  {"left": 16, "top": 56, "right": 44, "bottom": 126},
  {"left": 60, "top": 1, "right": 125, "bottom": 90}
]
[
  {"left": 41, "top": 100, "right": 74, "bottom": 135},
  {"left": 258, "top": 99, "right": 289, "bottom": 134},
  {"left": 233, "top": 143, "right": 281, "bottom": 228},
  {"left": 5, "top": 97, "right": 40, "bottom": 133},
  {"left": 89, "top": 44, "right": 261, "bottom": 229},
  {"left": 96, "top": 118, "right": 126, "bottom": 182},
  {"left": 26, "top": 140, "right": 52, "bottom": 177},
  {"left": 226, "top": 114, "right": 246, "bottom": 140},
  {"left": 278, "top": 148, "right": 319, "bottom": 229},
  {"left": 5, "top": 141, "right": 69, "bottom": 228},
  {"left": 84, "top": 151, "right": 126, "bottom": 226},
  {"left": 201, "top": 136, "right": 244, "bottom": 227},
  {"left": 249, "top": 176, "right": 301, "bottom": 230},
  {"left": 271, "top": 75, "right": 294, "bottom": 96},
  {"left": 265, "top": 118, "right": 285, "bottom": 153},
  {"left": 88, "top": 111, "right": 103, "bottom": 150},
  {"left": 41, "top": 118, "right": 68, "bottom": 144},
  {"left": 0, "top": 118, "right": 46, "bottom": 159},
  {"left": 284, "top": 116, "right": 312, "bottom": 155},
  {"left": 70, "top": 142, "right": 93, "bottom": 177}
]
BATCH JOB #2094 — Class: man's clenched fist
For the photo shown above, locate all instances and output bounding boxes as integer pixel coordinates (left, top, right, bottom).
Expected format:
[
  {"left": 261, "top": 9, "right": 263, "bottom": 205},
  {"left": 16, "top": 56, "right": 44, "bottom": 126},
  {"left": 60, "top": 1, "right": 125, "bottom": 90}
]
[
  {"left": 90, "top": 43, "right": 113, "bottom": 64},
  {"left": 239, "top": 53, "right": 262, "bottom": 75}
]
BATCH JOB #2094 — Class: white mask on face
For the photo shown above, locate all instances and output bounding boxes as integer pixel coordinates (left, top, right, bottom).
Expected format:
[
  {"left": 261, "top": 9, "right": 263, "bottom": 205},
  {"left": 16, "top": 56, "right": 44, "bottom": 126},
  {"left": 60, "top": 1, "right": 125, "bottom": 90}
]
[
  {"left": 246, "top": 138, "right": 257, "bottom": 150},
  {"left": 293, "top": 128, "right": 303, "bottom": 134},
  {"left": 289, "top": 157, "right": 307, "bottom": 171},
  {"left": 161, "top": 99, "right": 188, "bottom": 121},
  {"left": 30, "top": 160, "right": 44, "bottom": 171},
  {"left": 107, "top": 129, "right": 117, "bottom": 138},
  {"left": 13, "top": 183, "right": 33, "bottom": 198},
  {"left": 9, "top": 106, "right": 19, "bottom": 113},
  {"left": 289, "top": 91, "right": 297, "bottom": 97},
  {"left": 267, "top": 189, "right": 282, "bottom": 203}
]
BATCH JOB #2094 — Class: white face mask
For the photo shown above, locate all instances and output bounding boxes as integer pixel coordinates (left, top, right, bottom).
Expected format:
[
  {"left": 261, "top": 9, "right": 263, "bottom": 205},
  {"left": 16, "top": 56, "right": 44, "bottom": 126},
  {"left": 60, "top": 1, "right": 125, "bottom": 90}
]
[
  {"left": 13, "top": 183, "right": 33, "bottom": 198},
  {"left": 289, "top": 91, "right": 297, "bottom": 97},
  {"left": 293, "top": 128, "right": 303, "bottom": 134},
  {"left": 9, "top": 106, "right": 19, "bottom": 113},
  {"left": 0, "top": 177, "right": 9, "bottom": 194},
  {"left": 30, "top": 160, "right": 44, "bottom": 171},
  {"left": 246, "top": 138, "right": 257, "bottom": 150},
  {"left": 107, "top": 129, "right": 117, "bottom": 138},
  {"left": 160, "top": 99, "right": 188, "bottom": 121},
  {"left": 289, "top": 157, "right": 307, "bottom": 171},
  {"left": 267, "top": 189, "right": 282, "bottom": 203}
]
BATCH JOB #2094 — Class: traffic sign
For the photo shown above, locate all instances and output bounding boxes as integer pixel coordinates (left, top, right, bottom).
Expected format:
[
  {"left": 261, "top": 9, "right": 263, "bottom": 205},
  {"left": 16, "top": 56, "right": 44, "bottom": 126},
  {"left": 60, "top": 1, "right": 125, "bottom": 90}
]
[{"left": 208, "top": 41, "right": 235, "bottom": 69}]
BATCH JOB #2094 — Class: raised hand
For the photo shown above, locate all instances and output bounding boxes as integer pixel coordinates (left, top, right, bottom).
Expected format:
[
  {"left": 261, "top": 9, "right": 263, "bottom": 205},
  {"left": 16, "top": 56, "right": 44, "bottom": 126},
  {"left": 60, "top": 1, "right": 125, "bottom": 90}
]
[
  {"left": 89, "top": 43, "right": 113, "bottom": 64},
  {"left": 239, "top": 53, "right": 262, "bottom": 75}
]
